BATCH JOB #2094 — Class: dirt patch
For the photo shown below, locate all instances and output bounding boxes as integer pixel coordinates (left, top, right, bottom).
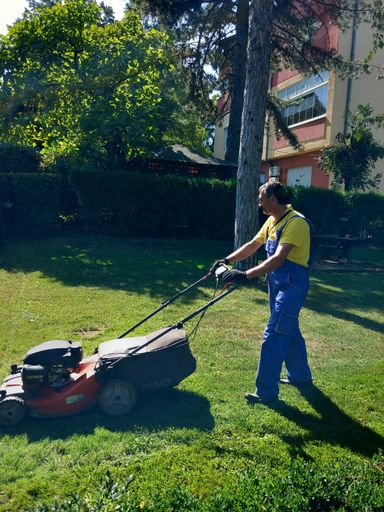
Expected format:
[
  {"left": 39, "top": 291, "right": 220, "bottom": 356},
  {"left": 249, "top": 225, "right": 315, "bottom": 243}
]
[{"left": 72, "top": 326, "right": 104, "bottom": 338}]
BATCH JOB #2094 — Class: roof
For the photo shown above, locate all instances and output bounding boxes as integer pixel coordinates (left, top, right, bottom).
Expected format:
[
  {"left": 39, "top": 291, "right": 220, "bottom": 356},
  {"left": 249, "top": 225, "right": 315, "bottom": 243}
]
[{"left": 151, "top": 144, "right": 235, "bottom": 167}]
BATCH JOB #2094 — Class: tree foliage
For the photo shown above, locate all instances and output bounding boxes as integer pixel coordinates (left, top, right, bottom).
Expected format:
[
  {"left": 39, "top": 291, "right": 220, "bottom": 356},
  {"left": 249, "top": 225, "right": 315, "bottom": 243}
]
[
  {"left": 128, "top": 0, "right": 384, "bottom": 256},
  {"left": 129, "top": 0, "right": 384, "bottom": 164},
  {"left": 0, "top": 0, "right": 190, "bottom": 169},
  {"left": 318, "top": 104, "right": 384, "bottom": 192},
  {"left": 130, "top": 0, "right": 234, "bottom": 118},
  {"left": 26, "top": 0, "right": 116, "bottom": 26}
]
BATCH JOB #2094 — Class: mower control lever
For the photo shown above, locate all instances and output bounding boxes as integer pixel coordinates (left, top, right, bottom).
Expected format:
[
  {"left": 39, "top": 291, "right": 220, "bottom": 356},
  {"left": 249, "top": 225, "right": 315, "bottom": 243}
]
[{"left": 214, "top": 264, "right": 228, "bottom": 278}]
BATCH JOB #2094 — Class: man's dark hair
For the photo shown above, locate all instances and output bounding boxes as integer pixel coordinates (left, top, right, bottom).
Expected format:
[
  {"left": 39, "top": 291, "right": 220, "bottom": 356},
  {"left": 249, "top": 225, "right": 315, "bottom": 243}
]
[{"left": 260, "top": 181, "right": 291, "bottom": 204}]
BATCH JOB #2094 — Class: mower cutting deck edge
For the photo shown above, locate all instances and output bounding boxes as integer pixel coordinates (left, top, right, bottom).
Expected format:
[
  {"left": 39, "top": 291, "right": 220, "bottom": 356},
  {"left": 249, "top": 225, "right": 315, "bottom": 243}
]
[{"left": 0, "top": 265, "right": 236, "bottom": 427}]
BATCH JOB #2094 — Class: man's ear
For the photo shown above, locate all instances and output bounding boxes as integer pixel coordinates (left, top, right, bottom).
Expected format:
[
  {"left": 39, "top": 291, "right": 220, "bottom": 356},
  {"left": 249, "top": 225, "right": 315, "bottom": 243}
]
[{"left": 270, "top": 194, "right": 278, "bottom": 205}]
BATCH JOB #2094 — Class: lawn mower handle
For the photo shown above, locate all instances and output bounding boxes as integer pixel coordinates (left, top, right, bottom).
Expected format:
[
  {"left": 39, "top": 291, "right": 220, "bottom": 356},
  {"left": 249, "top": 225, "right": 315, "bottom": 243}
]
[
  {"left": 127, "top": 283, "right": 238, "bottom": 356},
  {"left": 118, "top": 270, "right": 215, "bottom": 339}
]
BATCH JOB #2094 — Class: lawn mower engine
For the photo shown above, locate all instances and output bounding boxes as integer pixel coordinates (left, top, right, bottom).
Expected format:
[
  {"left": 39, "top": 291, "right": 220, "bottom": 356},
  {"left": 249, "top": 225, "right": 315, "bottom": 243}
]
[
  {"left": 20, "top": 340, "right": 83, "bottom": 390},
  {"left": 0, "top": 340, "right": 89, "bottom": 427}
]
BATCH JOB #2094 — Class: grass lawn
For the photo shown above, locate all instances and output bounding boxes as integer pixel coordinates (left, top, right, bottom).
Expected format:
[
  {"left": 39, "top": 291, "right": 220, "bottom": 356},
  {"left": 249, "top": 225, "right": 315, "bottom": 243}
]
[{"left": 0, "top": 235, "right": 383, "bottom": 511}]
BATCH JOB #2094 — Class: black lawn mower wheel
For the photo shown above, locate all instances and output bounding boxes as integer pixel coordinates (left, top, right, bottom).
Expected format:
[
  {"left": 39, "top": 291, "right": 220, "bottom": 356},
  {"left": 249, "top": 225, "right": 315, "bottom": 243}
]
[
  {"left": 0, "top": 397, "right": 26, "bottom": 427},
  {"left": 99, "top": 379, "right": 137, "bottom": 416}
]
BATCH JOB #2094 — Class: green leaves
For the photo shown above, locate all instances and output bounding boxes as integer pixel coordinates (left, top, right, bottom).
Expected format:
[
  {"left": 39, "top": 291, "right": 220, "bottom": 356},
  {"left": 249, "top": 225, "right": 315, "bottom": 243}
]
[
  {"left": 318, "top": 104, "right": 384, "bottom": 191},
  {"left": 0, "top": 0, "right": 176, "bottom": 168}
]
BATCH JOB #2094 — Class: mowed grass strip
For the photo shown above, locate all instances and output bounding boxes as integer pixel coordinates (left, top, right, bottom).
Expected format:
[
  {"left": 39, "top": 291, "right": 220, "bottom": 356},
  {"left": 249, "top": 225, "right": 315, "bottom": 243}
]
[{"left": 0, "top": 236, "right": 383, "bottom": 511}]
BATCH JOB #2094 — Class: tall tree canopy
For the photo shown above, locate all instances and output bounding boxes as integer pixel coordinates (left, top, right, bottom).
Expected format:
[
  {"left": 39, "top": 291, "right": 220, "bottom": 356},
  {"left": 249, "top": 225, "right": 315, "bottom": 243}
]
[
  {"left": 133, "top": 0, "right": 384, "bottom": 260},
  {"left": 130, "top": 0, "right": 383, "bottom": 165},
  {"left": 0, "top": 0, "right": 206, "bottom": 169},
  {"left": 130, "top": 0, "right": 236, "bottom": 141}
]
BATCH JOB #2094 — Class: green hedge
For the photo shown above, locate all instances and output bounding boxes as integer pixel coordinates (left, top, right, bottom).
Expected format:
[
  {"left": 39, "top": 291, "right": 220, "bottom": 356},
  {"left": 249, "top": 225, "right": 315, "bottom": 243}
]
[
  {"left": 346, "top": 192, "right": 384, "bottom": 244},
  {"left": 290, "top": 187, "right": 346, "bottom": 235},
  {"left": 0, "top": 143, "right": 40, "bottom": 174},
  {"left": 71, "top": 171, "right": 236, "bottom": 239},
  {"left": 1, "top": 171, "right": 383, "bottom": 243},
  {"left": 0, "top": 173, "right": 61, "bottom": 237},
  {"left": 290, "top": 187, "right": 384, "bottom": 241}
]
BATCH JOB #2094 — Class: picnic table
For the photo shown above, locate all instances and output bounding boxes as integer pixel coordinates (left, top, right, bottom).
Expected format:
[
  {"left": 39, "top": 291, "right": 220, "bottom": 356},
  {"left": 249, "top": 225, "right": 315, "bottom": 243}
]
[{"left": 313, "top": 234, "right": 366, "bottom": 262}]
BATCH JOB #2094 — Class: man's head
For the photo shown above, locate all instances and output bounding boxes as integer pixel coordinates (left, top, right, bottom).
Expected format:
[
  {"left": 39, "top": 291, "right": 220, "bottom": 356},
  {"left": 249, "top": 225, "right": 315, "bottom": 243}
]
[{"left": 258, "top": 181, "right": 290, "bottom": 215}]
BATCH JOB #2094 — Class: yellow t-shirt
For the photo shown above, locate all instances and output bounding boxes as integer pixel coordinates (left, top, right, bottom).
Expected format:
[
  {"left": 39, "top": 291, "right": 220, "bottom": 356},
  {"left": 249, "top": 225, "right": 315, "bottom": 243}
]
[{"left": 253, "top": 206, "right": 310, "bottom": 267}]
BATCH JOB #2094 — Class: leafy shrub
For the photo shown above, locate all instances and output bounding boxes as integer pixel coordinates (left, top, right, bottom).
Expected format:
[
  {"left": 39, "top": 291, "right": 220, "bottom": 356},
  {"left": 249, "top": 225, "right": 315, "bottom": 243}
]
[
  {"left": 58, "top": 172, "right": 80, "bottom": 222},
  {"left": 2, "top": 170, "right": 383, "bottom": 244},
  {"left": 71, "top": 171, "right": 236, "bottom": 240},
  {"left": 0, "top": 173, "right": 61, "bottom": 236},
  {"left": 346, "top": 192, "right": 384, "bottom": 243},
  {"left": 0, "top": 143, "right": 40, "bottom": 173},
  {"left": 289, "top": 186, "right": 346, "bottom": 235},
  {"left": 284, "top": 186, "right": 384, "bottom": 245}
]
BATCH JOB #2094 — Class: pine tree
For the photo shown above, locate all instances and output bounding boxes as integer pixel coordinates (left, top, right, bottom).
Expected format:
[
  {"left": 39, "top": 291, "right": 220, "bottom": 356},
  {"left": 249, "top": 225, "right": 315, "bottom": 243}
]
[{"left": 133, "top": 0, "right": 383, "bottom": 261}]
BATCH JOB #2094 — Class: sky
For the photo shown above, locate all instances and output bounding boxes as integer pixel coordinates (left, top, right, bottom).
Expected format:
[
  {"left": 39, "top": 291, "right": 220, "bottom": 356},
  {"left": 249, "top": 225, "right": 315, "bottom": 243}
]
[{"left": 0, "top": 0, "right": 127, "bottom": 35}]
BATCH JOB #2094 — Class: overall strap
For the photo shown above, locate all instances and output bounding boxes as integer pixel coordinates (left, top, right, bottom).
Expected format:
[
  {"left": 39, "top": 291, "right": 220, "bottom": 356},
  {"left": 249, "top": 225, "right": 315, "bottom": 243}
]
[
  {"left": 275, "top": 214, "right": 306, "bottom": 243},
  {"left": 266, "top": 209, "right": 292, "bottom": 240}
]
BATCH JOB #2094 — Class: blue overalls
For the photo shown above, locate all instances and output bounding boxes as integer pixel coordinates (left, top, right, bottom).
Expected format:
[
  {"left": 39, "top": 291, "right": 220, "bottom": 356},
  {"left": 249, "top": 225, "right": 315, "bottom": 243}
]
[{"left": 255, "top": 217, "right": 312, "bottom": 400}]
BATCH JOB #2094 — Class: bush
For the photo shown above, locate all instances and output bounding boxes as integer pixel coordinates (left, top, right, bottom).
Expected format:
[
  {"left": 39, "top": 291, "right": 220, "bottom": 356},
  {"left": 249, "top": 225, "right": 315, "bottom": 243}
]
[
  {"left": 285, "top": 186, "right": 384, "bottom": 245},
  {"left": 71, "top": 171, "right": 236, "bottom": 240},
  {"left": 289, "top": 186, "right": 346, "bottom": 235},
  {"left": 0, "top": 173, "right": 61, "bottom": 236},
  {"left": 2, "top": 169, "right": 383, "bottom": 244},
  {"left": 0, "top": 143, "right": 40, "bottom": 173},
  {"left": 346, "top": 192, "right": 384, "bottom": 244}
]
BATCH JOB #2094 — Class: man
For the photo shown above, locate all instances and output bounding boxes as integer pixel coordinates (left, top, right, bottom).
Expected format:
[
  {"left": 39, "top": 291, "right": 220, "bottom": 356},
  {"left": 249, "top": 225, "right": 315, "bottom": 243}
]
[{"left": 213, "top": 181, "right": 312, "bottom": 404}]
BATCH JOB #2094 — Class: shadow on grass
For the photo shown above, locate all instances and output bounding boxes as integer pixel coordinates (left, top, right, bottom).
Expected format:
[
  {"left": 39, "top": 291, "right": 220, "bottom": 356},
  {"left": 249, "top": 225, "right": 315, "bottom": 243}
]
[
  {"left": 0, "top": 389, "right": 214, "bottom": 442},
  {"left": 305, "top": 273, "right": 384, "bottom": 334},
  {"left": 1, "top": 236, "right": 382, "bottom": 331},
  {"left": 270, "top": 385, "right": 384, "bottom": 459},
  {"left": 0, "top": 235, "right": 231, "bottom": 304},
  {"left": 253, "top": 271, "right": 384, "bottom": 334}
]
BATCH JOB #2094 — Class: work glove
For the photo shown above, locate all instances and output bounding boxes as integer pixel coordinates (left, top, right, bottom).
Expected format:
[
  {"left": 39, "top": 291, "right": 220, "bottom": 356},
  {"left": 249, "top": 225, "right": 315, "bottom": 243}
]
[
  {"left": 209, "top": 258, "right": 229, "bottom": 273},
  {"left": 222, "top": 269, "right": 248, "bottom": 286}
]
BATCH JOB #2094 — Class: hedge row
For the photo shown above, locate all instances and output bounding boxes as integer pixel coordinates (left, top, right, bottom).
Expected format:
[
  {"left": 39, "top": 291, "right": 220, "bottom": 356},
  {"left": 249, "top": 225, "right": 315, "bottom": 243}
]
[
  {"left": 0, "top": 173, "right": 61, "bottom": 237},
  {"left": 71, "top": 171, "right": 236, "bottom": 239},
  {"left": 290, "top": 186, "right": 384, "bottom": 241},
  {"left": 1, "top": 171, "right": 383, "bottom": 243},
  {"left": 0, "top": 143, "right": 40, "bottom": 174},
  {"left": 0, "top": 171, "right": 236, "bottom": 240}
]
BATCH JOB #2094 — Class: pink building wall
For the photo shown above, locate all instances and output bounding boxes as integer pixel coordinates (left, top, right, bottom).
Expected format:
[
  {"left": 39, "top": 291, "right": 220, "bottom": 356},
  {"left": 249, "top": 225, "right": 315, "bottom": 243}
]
[
  {"left": 261, "top": 152, "right": 329, "bottom": 188},
  {"left": 273, "top": 118, "right": 326, "bottom": 150}
]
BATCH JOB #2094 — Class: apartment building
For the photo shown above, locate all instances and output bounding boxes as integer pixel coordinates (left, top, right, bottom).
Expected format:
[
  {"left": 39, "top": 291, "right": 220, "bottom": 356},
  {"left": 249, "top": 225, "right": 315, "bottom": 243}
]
[{"left": 214, "top": 16, "right": 384, "bottom": 191}]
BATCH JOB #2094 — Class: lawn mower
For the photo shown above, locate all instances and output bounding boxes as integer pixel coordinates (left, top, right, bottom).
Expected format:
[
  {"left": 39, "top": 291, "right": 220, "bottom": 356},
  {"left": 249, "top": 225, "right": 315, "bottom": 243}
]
[{"left": 0, "top": 265, "right": 235, "bottom": 427}]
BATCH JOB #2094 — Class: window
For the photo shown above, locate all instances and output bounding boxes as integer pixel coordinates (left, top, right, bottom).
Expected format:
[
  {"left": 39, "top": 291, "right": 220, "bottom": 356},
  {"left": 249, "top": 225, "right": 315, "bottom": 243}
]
[
  {"left": 276, "top": 71, "right": 329, "bottom": 127},
  {"left": 223, "top": 126, "right": 228, "bottom": 150},
  {"left": 287, "top": 166, "right": 312, "bottom": 187}
]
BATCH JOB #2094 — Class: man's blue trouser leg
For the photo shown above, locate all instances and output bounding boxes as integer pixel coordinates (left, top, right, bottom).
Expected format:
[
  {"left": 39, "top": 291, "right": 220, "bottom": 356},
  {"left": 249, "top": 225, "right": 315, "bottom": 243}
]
[
  {"left": 285, "top": 324, "right": 312, "bottom": 383},
  {"left": 255, "top": 264, "right": 311, "bottom": 400}
]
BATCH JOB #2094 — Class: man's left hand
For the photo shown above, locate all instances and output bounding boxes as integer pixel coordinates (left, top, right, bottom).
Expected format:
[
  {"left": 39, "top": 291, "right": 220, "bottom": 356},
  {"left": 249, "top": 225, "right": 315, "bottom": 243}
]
[{"left": 222, "top": 269, "right": 248, "bottom": 286}]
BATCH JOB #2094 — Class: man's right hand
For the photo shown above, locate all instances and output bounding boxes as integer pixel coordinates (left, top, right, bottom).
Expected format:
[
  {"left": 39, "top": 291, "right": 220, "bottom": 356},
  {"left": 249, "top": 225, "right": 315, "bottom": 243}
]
[
  {"left": 222, "top": 269, "right": 248, "bottom": 286},
  {"left": 209, "top": 258, "right": 229, "bottom": 273}
]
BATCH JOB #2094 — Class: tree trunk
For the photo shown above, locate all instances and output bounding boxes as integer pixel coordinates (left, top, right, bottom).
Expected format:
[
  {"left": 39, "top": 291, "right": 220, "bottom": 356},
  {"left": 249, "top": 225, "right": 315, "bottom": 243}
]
[
  {"left": 343, "top": 177, "right": 352, "bottom": 192},
  {"left": 234, "top": 0, "right": 274, "bottom": 269},
  {"left": 225, "top": 0, "right": 249, "bottom": 167}
]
